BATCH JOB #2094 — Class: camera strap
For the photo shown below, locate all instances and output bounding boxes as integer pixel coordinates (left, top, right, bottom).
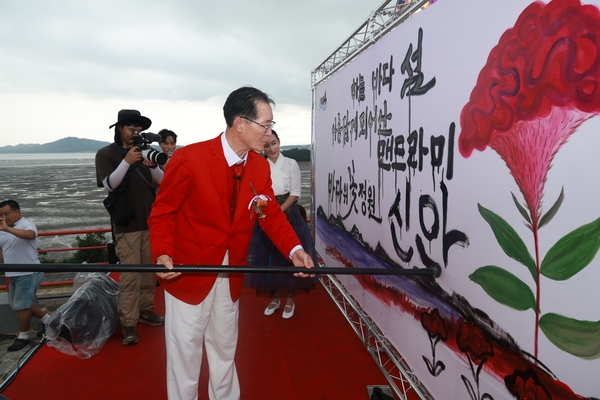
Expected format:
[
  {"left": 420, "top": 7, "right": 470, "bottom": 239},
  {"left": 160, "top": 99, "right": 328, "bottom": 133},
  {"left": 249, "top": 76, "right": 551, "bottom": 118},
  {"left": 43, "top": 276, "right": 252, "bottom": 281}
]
[{"left": 133, "top": 166, "right": 158, "bottom": 195}]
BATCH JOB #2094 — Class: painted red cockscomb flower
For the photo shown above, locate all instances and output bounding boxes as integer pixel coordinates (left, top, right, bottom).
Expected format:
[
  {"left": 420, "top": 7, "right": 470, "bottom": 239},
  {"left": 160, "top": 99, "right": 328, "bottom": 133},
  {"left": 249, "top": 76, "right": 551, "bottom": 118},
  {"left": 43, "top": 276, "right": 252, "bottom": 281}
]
[
  {"left": 459, "top": 0, "right": 600, "bottom": 362},
  {"left": 459, "top": 0, "right": 600, "bottom": 227}
]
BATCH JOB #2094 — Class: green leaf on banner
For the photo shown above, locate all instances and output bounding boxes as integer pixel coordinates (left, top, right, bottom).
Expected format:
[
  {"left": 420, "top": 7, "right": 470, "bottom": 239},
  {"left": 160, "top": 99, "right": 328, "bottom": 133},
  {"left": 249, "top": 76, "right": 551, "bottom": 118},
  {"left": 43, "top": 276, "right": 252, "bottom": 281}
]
[
  {"left": 511, "top": 192, "right": 531, "bottom": 225},
  {"left": 478, "top": 204, "right": 536, "bottom": 280},
  {"left": 469, "top": 266, "right": 535, "bottom": 311},
  {"left": 538, "top": 187, "right": 564, "bottom": 229},
  {"left": 541, "top": 217, "right": 600, "bottom": 281},
  {"left": 539, "top": 313, "right": 600, "bottom": 360}
]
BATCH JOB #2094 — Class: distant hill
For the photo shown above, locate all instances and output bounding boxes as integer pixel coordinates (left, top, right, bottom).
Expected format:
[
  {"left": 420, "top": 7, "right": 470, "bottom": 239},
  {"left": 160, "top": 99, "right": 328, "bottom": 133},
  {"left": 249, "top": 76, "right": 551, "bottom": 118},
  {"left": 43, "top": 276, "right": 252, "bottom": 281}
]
[
  {"left": 0, "top": 137, "right": 311, "bottom": 155},
  {"left": 281, "top": 147, "right": 310, "bottom": 162},
  {"left": 0, "top": 137, "right": 110, "bottom": 154},
  {"left": 280, "top": 144, "right": 310, "bottom": 151}
]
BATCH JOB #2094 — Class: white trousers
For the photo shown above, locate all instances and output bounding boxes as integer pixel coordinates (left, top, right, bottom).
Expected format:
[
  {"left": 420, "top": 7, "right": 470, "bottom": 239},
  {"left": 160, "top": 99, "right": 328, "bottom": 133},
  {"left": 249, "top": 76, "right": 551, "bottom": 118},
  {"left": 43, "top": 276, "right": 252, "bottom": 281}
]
[{"left": 165, "top": 273, "right": 240, "bottom": 400}]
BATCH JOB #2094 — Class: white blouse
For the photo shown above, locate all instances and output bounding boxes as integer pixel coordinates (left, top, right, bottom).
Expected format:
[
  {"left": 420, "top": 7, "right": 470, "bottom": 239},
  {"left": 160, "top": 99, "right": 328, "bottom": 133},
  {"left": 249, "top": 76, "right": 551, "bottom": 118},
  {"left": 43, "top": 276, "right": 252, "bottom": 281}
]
[{"left": 268, "top": 154, "right": 301, "bottom": 197}]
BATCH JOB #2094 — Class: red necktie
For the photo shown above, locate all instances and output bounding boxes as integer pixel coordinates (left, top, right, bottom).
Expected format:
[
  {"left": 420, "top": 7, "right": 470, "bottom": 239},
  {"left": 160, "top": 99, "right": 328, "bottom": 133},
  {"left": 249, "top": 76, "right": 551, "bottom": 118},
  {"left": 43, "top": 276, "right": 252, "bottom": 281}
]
[{"left": 229, "top": 164, "right": 243, "bottom": 220}]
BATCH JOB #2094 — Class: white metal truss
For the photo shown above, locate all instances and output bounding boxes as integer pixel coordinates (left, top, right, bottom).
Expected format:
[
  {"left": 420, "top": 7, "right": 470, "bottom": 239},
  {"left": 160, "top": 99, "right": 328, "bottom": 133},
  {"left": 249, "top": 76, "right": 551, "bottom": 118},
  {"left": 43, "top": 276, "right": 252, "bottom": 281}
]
[
  {"left": 312, "top": 2, "right": 437, "bottom": 398},
  {"left": 319, "top": 274, "right": 434, "bottom": 400},
  {"left": 311, "top": 0, "right": 431, "bottom": 88}
]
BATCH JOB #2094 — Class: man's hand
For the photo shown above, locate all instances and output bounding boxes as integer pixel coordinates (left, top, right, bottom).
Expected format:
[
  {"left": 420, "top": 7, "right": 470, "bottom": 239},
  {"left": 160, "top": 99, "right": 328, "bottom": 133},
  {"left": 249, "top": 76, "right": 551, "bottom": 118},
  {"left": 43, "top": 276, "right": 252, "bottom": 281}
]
[
  {"left": 291, "top": 249, "right": 316, "bottom": 278},
  {"left": 142, "top": 159, "right": 158, "bottom": 168},
  {"left": 0, "top": 218, "right": 35, "bottom": 239},
  {"left": 124, "top": 147, "right": 143, "bottom": 165},
  {"left": 155, "top": 254, "right": 182, "bottom": 280}
]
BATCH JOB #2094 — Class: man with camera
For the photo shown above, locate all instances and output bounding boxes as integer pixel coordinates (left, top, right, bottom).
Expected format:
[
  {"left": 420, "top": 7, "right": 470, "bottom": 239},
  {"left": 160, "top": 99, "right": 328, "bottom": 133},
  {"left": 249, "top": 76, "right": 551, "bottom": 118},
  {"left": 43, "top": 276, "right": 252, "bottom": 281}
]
[{"left": 95, "top": 109, "right": 165, "bottom": 346}]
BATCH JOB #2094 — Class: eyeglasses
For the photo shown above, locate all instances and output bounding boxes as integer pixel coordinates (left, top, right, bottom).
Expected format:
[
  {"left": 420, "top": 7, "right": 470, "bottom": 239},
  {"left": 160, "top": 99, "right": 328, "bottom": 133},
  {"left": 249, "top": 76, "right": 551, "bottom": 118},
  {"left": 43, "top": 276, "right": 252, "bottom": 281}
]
[{"left": 241, "top": 117, "right": 276, "bottom": 132}]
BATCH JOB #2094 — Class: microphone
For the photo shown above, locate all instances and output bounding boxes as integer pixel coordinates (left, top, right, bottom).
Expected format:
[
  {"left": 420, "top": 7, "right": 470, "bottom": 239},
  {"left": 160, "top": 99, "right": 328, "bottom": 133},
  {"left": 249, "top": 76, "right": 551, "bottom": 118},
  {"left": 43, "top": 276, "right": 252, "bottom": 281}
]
[{"left": 167, "top": 151, "right": 173, "bottom": 158}]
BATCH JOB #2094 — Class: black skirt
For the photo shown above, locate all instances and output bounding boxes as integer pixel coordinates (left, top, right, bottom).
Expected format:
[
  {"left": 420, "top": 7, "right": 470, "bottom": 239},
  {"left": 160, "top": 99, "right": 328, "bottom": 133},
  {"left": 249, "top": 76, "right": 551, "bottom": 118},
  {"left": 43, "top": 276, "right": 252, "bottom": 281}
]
[{"left": 244, "top": 199, "right": 318, "bottom": 298}]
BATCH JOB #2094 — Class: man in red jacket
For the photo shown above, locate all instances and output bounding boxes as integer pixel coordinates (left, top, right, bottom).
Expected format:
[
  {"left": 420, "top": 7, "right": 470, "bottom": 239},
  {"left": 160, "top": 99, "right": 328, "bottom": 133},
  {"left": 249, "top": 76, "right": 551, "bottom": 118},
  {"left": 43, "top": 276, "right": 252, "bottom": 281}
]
[{"left": 148, "top": 86, "right": 314, "bottom": 400}]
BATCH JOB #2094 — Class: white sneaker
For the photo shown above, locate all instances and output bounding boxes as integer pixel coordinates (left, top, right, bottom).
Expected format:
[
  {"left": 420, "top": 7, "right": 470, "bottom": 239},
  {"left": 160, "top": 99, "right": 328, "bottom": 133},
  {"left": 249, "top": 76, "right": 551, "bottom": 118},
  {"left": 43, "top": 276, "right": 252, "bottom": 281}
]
[
  {"left": 264, "top": 299, "right": 280, "bottom": 316},
  {"left": 282, "top": 303, "right": 295, "bottom": 319}
]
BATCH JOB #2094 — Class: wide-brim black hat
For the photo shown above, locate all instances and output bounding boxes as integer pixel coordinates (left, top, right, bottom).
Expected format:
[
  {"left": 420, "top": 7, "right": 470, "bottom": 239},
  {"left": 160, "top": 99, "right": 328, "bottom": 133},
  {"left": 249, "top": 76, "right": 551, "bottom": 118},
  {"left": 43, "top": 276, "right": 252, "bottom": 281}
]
[{"left": 108, "top": 109, "right": 152, "bottom": 130}]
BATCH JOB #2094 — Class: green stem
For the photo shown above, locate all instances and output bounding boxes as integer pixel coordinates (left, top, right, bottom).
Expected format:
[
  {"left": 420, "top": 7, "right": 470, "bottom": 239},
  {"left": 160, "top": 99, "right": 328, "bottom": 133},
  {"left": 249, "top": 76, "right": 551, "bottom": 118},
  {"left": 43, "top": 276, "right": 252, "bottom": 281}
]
[{"left": 533, "top": 222, "right": 540, "bottom": 363}]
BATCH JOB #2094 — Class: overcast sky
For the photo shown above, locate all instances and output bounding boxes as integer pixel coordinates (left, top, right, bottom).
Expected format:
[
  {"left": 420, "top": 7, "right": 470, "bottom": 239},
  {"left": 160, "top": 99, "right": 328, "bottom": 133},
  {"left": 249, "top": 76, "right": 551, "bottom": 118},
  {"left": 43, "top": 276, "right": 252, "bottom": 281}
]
[{"left": 0, "top": 0, "right": 381, "bottom": 147}]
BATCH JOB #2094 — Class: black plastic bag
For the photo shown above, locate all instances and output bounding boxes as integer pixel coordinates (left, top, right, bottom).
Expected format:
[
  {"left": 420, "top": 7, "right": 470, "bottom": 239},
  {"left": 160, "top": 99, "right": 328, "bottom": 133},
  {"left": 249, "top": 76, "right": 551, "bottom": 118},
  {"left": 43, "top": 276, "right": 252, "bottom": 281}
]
[
  {"left": 45, "top": 272, "right": 119, "bottom": 359},
  {"left": 370, "top": 387, "right": 394, "bottom": 400}
]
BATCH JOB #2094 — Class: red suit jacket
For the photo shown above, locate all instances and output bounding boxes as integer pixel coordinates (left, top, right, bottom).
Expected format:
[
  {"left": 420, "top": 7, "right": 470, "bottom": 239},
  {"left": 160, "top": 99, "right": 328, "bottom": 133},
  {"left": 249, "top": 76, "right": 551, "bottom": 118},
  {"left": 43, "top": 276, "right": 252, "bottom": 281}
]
[{"left": 148, "top": 135, "right": 301, "bottom": 305}]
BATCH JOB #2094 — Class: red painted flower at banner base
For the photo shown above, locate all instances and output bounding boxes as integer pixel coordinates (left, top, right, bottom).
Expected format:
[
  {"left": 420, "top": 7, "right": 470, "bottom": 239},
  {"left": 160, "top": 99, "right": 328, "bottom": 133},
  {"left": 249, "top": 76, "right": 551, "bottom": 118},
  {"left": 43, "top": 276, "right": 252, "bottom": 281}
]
[
  {"left": 456, "top": 320, "right": 494, "bottom": 363},
  {"left": 505, "top": 368, "right": 552, "bottom": 400},
  {"left": 421, "top": 308, "right": 448, "bottom": 342},
  {"left": 456, "top": 320, "right": 494, "bottom": 400},
  {"left": 421, "top": 309, "right": 448, "bottom": 377}
]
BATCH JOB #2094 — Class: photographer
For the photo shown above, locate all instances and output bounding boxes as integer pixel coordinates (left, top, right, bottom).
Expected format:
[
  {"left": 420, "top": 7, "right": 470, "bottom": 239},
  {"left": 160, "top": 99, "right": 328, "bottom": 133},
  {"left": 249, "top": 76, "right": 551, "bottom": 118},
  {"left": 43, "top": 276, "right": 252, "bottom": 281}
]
[{"left": 95, "top": 109, "right": 165, "bottom": 346}]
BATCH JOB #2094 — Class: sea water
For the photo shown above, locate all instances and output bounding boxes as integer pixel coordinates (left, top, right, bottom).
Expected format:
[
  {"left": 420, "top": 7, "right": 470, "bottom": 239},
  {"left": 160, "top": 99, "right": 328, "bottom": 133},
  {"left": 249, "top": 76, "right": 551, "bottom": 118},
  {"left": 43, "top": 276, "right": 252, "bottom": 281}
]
[{"left": 0, "top": 153, "right": 312, "bottom": 251}]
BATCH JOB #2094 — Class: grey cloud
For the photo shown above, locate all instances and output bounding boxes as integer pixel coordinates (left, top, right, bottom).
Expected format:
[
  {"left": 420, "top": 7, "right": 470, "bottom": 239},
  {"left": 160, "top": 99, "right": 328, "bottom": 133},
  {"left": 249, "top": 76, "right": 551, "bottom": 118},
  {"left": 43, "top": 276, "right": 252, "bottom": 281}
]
[{"left": 0, "top": 0, "right": 378, "bottom": 106}]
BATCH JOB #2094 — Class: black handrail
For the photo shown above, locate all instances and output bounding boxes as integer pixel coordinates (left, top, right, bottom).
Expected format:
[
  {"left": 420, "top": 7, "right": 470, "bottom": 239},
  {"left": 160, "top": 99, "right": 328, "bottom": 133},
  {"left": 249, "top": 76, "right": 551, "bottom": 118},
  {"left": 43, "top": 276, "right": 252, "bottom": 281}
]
[{"left": 0, "top": 263, "right": 441, "bottom": 278}]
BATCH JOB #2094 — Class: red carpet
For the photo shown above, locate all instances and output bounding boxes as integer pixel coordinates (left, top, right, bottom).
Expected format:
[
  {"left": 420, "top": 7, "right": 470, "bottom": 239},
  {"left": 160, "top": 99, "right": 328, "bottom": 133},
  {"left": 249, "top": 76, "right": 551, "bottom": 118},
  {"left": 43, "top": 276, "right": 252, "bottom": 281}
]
[{"left": 3, "top": 282, "right": 394, "bottom": 399}]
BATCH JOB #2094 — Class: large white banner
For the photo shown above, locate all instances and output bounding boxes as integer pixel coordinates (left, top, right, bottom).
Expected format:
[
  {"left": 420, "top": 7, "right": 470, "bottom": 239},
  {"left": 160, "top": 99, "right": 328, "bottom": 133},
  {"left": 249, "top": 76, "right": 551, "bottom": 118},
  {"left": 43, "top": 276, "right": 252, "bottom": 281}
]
[{"left": 313, "top": 0, "right": 600, "bottom": 398}]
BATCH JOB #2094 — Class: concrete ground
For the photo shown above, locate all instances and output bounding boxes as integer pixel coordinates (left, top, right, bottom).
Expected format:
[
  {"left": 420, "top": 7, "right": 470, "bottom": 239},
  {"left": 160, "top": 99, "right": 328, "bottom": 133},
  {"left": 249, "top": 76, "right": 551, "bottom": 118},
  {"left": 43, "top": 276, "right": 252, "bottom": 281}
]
[{"left": 0, "top": 274, "right": 74, "bottom": 389}]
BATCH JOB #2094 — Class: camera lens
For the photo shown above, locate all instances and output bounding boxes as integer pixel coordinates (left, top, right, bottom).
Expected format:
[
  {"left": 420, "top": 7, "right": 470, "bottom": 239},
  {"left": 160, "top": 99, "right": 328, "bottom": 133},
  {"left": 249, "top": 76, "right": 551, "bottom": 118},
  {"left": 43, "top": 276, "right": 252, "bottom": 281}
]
[{"left": 141, "top": 149, "right": 168, "bottom": 165}]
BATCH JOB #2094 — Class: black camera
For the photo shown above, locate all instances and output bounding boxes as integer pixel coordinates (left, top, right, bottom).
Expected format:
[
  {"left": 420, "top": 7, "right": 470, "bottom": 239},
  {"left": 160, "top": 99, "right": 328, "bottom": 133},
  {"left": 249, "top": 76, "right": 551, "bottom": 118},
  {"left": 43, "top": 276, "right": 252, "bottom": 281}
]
[{"left": 132, "top": 132, "right": 167, "bottom": 166}]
